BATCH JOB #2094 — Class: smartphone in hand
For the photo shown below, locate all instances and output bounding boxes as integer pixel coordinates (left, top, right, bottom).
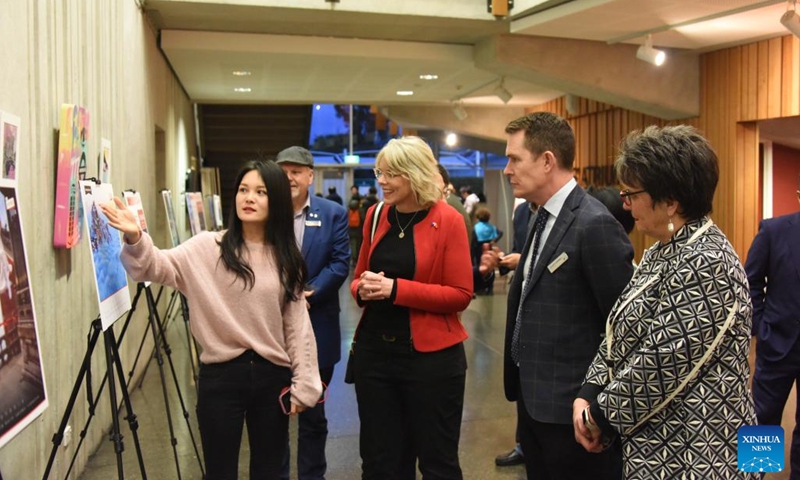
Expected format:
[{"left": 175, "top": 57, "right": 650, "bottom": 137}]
[{"left": 279, "top": 387, "right": 292, "bottom": 415}]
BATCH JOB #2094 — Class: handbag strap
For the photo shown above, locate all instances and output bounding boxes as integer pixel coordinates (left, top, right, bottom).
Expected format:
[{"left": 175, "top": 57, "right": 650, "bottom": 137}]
[
  {"left": 624, "top": 298, "right": 739, "bottom": 435},
  {"left": 370, "top": 201, "right": 384, "bottom": 243},
  {"left": 606, "top": 219, "right": 715, "bottom": 375}
]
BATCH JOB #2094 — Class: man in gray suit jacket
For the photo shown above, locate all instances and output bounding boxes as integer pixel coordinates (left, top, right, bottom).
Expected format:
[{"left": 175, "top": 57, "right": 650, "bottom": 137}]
[{"left": 503, "top": 112, "right": 633, "bottom": 479}]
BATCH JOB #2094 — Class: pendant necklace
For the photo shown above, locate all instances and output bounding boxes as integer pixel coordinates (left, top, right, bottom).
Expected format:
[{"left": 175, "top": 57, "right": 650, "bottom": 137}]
[{"left": 395, "top": 208, "right": 420, "bottom": 239}]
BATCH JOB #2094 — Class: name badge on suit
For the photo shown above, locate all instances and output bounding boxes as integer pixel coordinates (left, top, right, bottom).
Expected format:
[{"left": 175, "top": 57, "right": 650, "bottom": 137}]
[{"left": 547, "top": 252, "right": 569, "bottom": 273}]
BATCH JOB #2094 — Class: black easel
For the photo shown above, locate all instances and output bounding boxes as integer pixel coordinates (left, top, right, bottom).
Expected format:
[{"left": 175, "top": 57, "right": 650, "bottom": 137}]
[
  {"left": 119, "top": 282, "right": 204, "bottom": 479},
  {"left": 141, "top": 282, "right": 204, "bottom": 478},
  {"left": 42, "top": 318, "right": 147, "bottom": 480},
  {"left": 177, "top": 291, "right": 201, "bottom": 392}
]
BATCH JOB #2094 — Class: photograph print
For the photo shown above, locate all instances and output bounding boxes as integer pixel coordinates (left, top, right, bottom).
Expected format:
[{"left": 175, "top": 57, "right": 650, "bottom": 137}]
[
  {"left": 53, "top": 104, "right": 88, "bottom": 249},
  {"left": 161, "top": 190, "right": 180, "bottom": 247},
  {"left": 184, "top": 192, "right": 204, "bottom": 237},
  {"left": 123, "top": 190, "right": 149, "bottom": 234},
  {"left": 80, "top": 181, "right": 131, "bottom": 330},
  {"left": 0, "top": 179, "right": 48, "bottom": 449},
  {"left": 1, "top": 112, "right": 20, "bottom": 180}
]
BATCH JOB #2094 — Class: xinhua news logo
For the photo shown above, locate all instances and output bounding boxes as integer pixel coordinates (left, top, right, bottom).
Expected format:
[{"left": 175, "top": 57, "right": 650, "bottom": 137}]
[{"left": 738, "top": 425, "right": 784, "bottom": 473}]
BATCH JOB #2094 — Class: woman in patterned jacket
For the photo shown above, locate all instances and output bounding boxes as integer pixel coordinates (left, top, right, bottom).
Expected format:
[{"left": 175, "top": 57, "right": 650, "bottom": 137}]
[{"left": 573, "top": 125, "right": 759, "bottom": 479}]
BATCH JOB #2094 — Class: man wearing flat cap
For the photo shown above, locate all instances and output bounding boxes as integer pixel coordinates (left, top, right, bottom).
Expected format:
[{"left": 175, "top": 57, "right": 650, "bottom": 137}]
[{"left": 276, "top": 146, "right": 350, "bottom": 480}]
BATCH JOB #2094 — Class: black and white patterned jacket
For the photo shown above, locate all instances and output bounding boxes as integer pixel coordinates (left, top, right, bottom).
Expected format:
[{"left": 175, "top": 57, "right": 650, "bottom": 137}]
[{"left": 582, "top": 217, "right": 759, "bottom": 480}]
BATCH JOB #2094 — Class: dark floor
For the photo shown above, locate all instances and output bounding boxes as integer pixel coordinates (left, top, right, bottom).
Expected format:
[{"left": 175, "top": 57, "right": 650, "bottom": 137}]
[{"left": 76, "top": 275, "right": 796, "bottom": 480}]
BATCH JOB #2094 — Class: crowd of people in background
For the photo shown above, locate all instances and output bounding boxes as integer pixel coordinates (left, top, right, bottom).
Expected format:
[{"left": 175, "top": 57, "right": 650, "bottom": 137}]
[{"left": 105, "top": 110, "right": 800, "bottom": 480}]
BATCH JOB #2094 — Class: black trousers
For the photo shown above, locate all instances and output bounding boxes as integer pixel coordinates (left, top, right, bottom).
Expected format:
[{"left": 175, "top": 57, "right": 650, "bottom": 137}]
[
  {"left": 196, "top": 351, "right": 292, "bottom": 480},
  {"left": 753, "top": 345, "right": 800, "bottom": 480},
  {"left": 516, "top": 388, "right": 622, "bottom": 480},
  {"left": 354, "top": 333, "right": 466, "bottom": 480},
  {"left": 280, "top": 366, "right": 334, "bottom": 480}
]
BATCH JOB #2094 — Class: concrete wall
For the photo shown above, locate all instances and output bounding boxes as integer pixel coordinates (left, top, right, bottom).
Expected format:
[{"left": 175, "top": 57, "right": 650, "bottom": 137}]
[{"left": 0, "top": 0, "right": 195, "bottom": 477}]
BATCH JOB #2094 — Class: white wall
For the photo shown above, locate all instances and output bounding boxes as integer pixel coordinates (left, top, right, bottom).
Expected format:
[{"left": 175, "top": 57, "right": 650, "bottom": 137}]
[{"left": 0, "top": 0, "right": 195, "bottom": 477}]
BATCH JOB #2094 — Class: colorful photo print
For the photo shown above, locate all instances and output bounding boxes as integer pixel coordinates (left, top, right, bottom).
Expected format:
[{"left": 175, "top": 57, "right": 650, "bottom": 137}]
[
  {"left": 53, "top": 104, "right": 88, "bottom": 249},
  {"left": 0, "top": 180, "right": 48, "bottom": 449},
  {"left": 80, "top": 181, "right": 131, "bottom": 330},
  {"left": 1, "top": 112, "right": 20, "bottom": 180},
  {"left": 161, "top": 190, "right": 180, "bottom": 247},
  {"left": 193, "top": 193, "right": 207, "bottom": 232},
  {"left": 123, "top": 191, "right": 149, "bottom": 234},
  {"left": 185, "top": 192, "right": 204, "bottom": 236}
]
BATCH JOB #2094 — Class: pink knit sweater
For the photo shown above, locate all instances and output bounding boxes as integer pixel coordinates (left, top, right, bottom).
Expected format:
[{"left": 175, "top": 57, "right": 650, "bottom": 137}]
[{"left": 120, "top": 231, "right": 322, "bottom": 407}]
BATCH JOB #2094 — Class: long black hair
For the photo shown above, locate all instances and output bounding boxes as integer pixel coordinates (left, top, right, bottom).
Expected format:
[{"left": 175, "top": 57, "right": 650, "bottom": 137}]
[{"left": 218, "top": 160, "right": 306, "bottom": 305}]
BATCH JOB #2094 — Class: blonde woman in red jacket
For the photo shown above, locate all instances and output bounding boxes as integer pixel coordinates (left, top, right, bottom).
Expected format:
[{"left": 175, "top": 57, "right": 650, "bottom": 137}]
[{"left": 350, "top": 136, "right": 473, "bottom": 480}]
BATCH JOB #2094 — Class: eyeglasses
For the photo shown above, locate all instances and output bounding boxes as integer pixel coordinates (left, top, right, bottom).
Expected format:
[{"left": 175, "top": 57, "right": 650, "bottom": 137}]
[
  {"left": 373, "top": 168, "right": 398, "bottom": 180},
  {"left": 619, "top": 189, "right": 646, "bottom": 206}
]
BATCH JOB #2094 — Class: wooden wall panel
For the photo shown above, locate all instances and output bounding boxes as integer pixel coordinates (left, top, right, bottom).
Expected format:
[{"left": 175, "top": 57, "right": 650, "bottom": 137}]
[
  {"left": 526, "top": 35, "right": 799, "bottom": 262},
  {"left": 768, "top": 38, "right": 783, "bottom": 119},
  {"left": 782, "top": 36, "right": 800, "bottom": 116},
  {"left": 758, "top": 41, "right": 770, "bottom": 119}
]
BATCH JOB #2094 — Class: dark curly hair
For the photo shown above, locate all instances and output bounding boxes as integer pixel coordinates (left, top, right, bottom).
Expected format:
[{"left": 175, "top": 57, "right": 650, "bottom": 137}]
[{"left": 615, "top": 125, "right": 718, "bottom": 221}]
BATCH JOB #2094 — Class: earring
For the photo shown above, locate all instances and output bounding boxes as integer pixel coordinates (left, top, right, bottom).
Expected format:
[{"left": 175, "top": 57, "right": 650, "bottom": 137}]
[{"left": 667, "top": 217, "right": 675, "bottom": 233}]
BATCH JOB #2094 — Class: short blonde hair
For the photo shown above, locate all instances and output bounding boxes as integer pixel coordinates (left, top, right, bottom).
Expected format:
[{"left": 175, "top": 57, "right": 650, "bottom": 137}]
[{"left": 376, "top": 136, "right": 441, "bottom": 208}]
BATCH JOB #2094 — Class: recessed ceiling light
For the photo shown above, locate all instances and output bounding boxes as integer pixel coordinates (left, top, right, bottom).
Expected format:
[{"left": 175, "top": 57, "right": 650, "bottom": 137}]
[
  {"left": 419, "top": 74, "right": 438, "bottom": 80},
  {"left": 233, "top": 87, "right": 252, "bottom": 93},
  {"left": 396, "top": 90, "right": 414, "bottom": 96},
  {"left": 445, "top": 133, "right": 457, "bottom": 146},
  {"left": 232, "top": 70, "right": 251, "bottom": 76}
]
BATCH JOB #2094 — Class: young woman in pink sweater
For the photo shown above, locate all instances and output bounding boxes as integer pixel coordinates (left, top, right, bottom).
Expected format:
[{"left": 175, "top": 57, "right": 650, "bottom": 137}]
[{"left": 101, "top": 160, "right": 321, "bottom": 479}]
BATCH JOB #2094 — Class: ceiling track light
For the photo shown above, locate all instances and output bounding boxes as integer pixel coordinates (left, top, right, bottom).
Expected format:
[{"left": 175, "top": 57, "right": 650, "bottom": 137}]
[
  {"left": 494, "top": 77, "right": 513, "bottom": 104},
  {"left": 781, "top": 0, "right": 800, "bottom": 38},
  {"left": 636, "top": 34, "right": 666, "bottom": 66},
  {"left": 451, "top": 102, "right": 468, "bottom": 121}
]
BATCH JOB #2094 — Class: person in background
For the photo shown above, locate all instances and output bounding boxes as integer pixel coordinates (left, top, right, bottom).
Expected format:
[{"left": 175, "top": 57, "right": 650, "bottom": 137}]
[
  {"left": 362, "top": 186, "right": 379, "bottom": 212},
  {"left": 350, "top": 185, "right": 361, "bottom": 203},
  {"left": 503, "top": 112, "right": 633, "bottom": 480},
  {"left": 437, "top": 164, "right": 472, "bottom": 245},
  {"left": 350, "top": 136, "right": 473, "bottom": 480},
  {"left": 459, "top": 185, "right": 480, "bottom": 217},
  {"left": 473, "top": 207, "right": 499, "bottom": 246},
  {"left": 276, "top": 146, "right": 350, "bottom": 480},
  {"left": 472, "top": 207, "right": 500, "bottom": 294},
  {"left": 101, "top": 160, "right": 322, "bottom": 479},
  {"left": 586, "top": 185, "right": 635, "bottom": 235},
  {"left": 326, "top": 186, "right": 343, "bottom": 205},
  {"left": 746, "top": 174, "right": 800, "bottom": 480},
  {"left": 576, "top": 126, "right": 758, "bottom": 479},
  {"left": 347, "top": 195, "right": 365, "bottom": 268}
]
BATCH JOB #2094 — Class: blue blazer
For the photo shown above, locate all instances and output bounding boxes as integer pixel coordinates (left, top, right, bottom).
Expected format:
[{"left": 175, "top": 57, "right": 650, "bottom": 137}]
[
  {"left": 301, "top": 196, "right": 351, "bottom": 368},
  {"left": 504, "top": 186, "right": 633, "bottom": 424},
  {"left": 512, "top": 201, "right": 533, "bottom": 254},
  {"left": 745, "top": 211, "right": 800, "bottom": 362}
]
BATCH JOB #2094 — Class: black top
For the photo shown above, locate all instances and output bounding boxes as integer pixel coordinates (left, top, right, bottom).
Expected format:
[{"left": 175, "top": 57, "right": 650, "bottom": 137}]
[{"left": 361, "top": 206, "right": 428, "bottom": 339}]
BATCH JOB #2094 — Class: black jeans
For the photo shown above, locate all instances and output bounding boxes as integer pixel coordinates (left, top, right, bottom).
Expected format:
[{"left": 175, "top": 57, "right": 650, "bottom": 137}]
[
  {"left": 197, "top": 351, "right": 292, "bottom": 480},
  {"left": 354, "top": 332, "right": 466, "bottom": 480},
  {"left": 280, "top": 366, "right": 334, "bottom": 480}
]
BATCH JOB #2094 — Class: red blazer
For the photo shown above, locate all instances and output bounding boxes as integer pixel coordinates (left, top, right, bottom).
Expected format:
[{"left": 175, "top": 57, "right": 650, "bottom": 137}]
[{"left": 349, "top": 200, "right": 473, "bottom": 352}]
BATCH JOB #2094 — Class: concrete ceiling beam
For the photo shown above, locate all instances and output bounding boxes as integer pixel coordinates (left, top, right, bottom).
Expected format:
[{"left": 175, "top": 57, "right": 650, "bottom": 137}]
[
  {"left": 382, "top": 105, "right": 526, "bottom": 142},
  {"left": 475, "top": 34, "right": 700, "bottom": 120}
]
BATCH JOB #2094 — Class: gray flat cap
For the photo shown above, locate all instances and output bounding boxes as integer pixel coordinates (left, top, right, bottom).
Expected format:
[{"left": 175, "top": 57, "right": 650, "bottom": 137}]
[{"left": 276, "top": 146, "right": 314, "bottom": 167}]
